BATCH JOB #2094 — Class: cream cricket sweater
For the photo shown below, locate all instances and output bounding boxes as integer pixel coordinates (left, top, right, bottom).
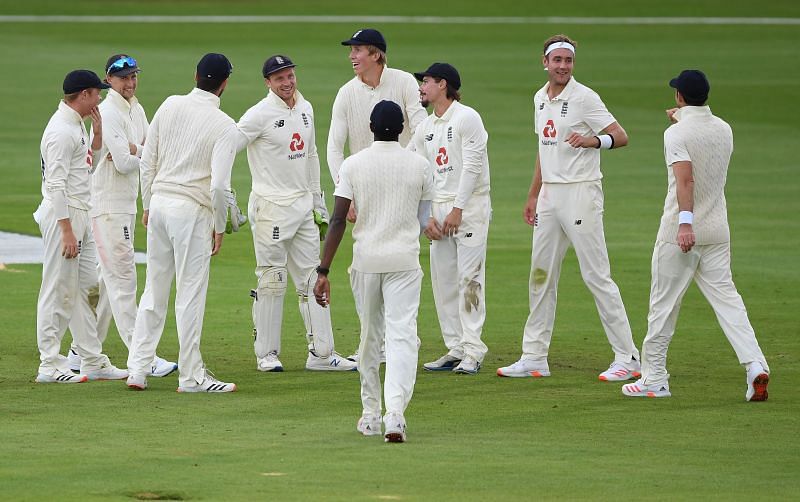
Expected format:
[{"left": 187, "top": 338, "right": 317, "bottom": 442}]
[
  {"left": 326, "top": 67, "right": 427, "bottom": 185},
  {"left": 658, "top": 105, "right": 733, "bottom": 245},
  {"left": 141, "top": 88, "right": 237, "bottom": 233},
  {"left": 334, "top": 141, "right": 434, "bottom": 273},
  {"left": 90, "top": 89, "right": 148, "bottom": 217}
]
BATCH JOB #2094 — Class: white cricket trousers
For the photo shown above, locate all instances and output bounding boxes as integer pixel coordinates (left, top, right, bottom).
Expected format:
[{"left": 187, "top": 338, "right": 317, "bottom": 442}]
[
  {"left": 35, "top": 202, "right": 109, "bottom": 374},
  {"left": 522, "top": 181, "right": 639, "bottom": 364},
  {"left": 91, "top": 213, "right": 137, "bottom": 347},
  {"left": 128, "top": 195, "right": 212, "bottom": 387},
  {"left": 640, "top": 241, "right": 769, "bottom": 385},
  {"left": 430, "top": 195, "right": 490, "bottom": 361},
  {"left": 350, "top": 268, "right": 423, "bottom": 416}
]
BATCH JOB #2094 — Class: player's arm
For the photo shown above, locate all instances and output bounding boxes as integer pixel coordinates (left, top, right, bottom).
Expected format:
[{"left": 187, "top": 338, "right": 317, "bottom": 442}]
[
  {"left": 673, "top": 160, "right": 695, "bottom": 253},
  {"left": 306, "top": 106, "right": 322, "bottom": 195},
  {"left": 234, "top": 105, "right": 263, "bottom": 153},
  {"left": 43, "top": 133, "right": 78, "bottom": 258},
  {"left": 566, "top": 91, "right": 628, "bottom": 149},
  {"left": 524, "top": 153, "right": 543, "bottom": 226},
  {"left": 314, "top": 195, "right": 350, "bottom": 307},
  {"left": 139, "top": 111, "right": 160, "bottom": 226},
  {"left": 444, "top": 113, "right": 487, "bottom": 235},
  {"left": 89, "top": 106, "right": 102, "bottom": 153},
  {"left": 210, "top": 124, "right": 238, "bottom": 255},
  {"left": 103, "top": 110, "right": 141, "bottom": 175},
  {"left": 326, "top": 89, "right": 348, "bottom": 185}
]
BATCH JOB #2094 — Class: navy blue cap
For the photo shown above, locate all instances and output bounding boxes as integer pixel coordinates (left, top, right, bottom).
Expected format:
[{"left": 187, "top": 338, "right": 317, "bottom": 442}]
[
  {"left": 669, "top": 69, "right": 710, "bottom": 102},
  {"left": 414, "top": 62, "right": 461, "bottom": 91},
  {"left": 63, "top": 70, "right": 111, "bottom": 94},
  {"left": 262, "top": 55, "right": 296, "bottom": 77},
  {"left": 197, "top": 53, "right": 233, "bottom": 80},
  {"left": 370, "top": 100, "right": 404, "bottom": 135},
  {"left": 341, "top": 28, "right": 387, "bottom": 53}
]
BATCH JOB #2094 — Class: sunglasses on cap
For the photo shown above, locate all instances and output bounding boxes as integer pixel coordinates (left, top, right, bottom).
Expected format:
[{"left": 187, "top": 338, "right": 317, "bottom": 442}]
[{"left": 107, "top": 56, "right": 137, "bottom": 73}]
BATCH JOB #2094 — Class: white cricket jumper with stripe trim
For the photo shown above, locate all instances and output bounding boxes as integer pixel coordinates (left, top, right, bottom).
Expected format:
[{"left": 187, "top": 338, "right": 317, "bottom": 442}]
[
  {"left": 327, "top": 67, "right": 427, "bottom": 184},
  {"left": 236, "top": 89, "right": 336, "bottom": 359},
  {"left": 522, "top": 77, "right": 639, "bottom": 366},
  {"left": 410, "top": 100, "right": 491, "bottom": 363},
  {"left": 128, "top": 88, "right": 237, "bottom": 388},
  {"left": 87, "top": 88, "right": 148, "bottom": 350},
  {"left": 640, "top": 105, "right": 769, "bottom": 386},
  {"left": 335, "top": 140, "right": 434, "bottom": 418},
  {"left": 35, "top": 100, "right": 110, "bottom": 376}
]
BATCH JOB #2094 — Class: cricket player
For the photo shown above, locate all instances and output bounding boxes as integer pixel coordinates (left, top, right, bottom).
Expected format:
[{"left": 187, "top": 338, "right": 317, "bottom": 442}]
[
  {"left": 126, "top": 53, "right": 239, "bottom": 393},
  {"left": 497, "top": 34, "right": 641, "bottom": 380},
  {"left": 67, "top": 54, "right": 177, "bottom": 378},
  {"left": 314, "top": 100, "right": 434, "bottom": 443},
  {"left": 328, "top": 27, "right": 427, "bottom": 362},
  {"left": 410, "top": 63, "right": 491, "bottom": 375},
  {"left": 622, "top": 70, "right": 770, "bottom": 400},
  {"left": 235, "top": 55, "right": 356, "bottom": 372},
  {"left": 35, "top": 69, "right": 128, "bottom": 383}
]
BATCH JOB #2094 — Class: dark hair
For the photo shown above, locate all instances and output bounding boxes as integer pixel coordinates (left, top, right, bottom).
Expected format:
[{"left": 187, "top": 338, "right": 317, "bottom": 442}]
[
  {"left": 196, "top": 76, "right": 225, "bottom": 93},
  {"left": 372, "top": 129, "right": 399, "bottom": 142},
  {"left": 433, "top": 77, "right": 461, "bottom": 101},
  {"left": 682, "top": 92, "right": 707, "bottom": 106}
]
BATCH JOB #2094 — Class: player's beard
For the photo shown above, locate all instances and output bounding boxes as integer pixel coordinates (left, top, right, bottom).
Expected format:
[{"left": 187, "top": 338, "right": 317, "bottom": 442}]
[{"left": 420, "top": 98, "right": 430, "bottom": 108}]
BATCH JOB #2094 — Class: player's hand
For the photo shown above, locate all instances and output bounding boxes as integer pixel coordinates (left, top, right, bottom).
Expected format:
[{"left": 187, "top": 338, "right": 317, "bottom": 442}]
[
  {"left": 141, "top": 210, "right": 149, "bottom": 227},
  {"left": 90, "top": 107, "right": 102, "bottom": 136},
  {"left": 565, "top": 132, "right": 599, "bottom": 149},
  {"left": 346, "top": 202, "right": 357, "bottom": 223},
  {"left": 442, "top": 208, "right": 462, "bottom": 237},
  {"left": 524, "top": 196, "right": 538, "bottom": 226},
  {"left": 128, "top": 142, "right": 137, "bottom": 155},
  {"left": 666, "top": 108, "right": 679, "bottom": 124},
  {"left": 424, "top": 217, "right": 443, "bottom": 241},
  {"left": 677, "top": 224, "right": 695, "bottom": 253},
  {"left": 61, "top": 228, "right": 79, "bottom": 259},
  {"left": 211, "top": 231, "right": 224, "bottom": 256},
  {"left": 314, "top": 275, "right": 330, "bottom": 307}
]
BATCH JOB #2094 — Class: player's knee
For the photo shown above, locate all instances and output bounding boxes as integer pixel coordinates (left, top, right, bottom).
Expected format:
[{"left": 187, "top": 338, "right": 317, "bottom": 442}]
[{"left": 257, "top": 266, "right": 288, "bottom": 297}]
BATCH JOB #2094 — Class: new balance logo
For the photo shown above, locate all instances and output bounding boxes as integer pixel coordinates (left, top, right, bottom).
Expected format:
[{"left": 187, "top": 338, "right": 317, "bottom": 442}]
[
  {"left": 574, "top": 219, "right": 582, "bottom": 225},
  {"left": 274, "top": 120, "right": 285, "bottom": 128},
  {"left": 539, "top": 102, "right": 545, "bottom": 110},
  {"left": 465, "top": 232, "right": 473, "bottom": 237},
  {"left": 425, "top": 133, "right": 434, "bottom": 142}
]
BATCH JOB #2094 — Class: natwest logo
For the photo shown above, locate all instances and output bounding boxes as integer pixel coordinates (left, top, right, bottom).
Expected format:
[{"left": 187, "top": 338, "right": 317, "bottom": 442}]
[
  {"left": 542, "top": 119, "right": 556, "bottom": 138},
  {"left": 435, "top": 147, "right": 449, "bottom": 166},
  {"left": 289, "top": 133, "right": 305, "bottom": 151}
]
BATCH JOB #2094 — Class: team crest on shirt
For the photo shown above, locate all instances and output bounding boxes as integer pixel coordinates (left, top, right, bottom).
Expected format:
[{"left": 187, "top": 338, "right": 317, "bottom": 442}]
[
  {"left": 301, "top": 113, "right": 309, "bottom": 127},
  {"left": 561, "top": 102, "right": 569, "bottom": 117},
  {"left": 447, "top": 126, "right": 453, "bottom": 142}
]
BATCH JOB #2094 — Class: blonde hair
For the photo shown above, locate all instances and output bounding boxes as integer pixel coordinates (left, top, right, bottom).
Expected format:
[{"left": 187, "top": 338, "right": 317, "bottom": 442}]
[{"left": 366, "top": 45, "right": 387, "bottom": 66}]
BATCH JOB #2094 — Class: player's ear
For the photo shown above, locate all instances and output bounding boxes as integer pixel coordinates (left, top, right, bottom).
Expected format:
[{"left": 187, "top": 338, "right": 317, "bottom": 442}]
[{"left": 542, "top": 55, "right": 548, "bottom": 69}]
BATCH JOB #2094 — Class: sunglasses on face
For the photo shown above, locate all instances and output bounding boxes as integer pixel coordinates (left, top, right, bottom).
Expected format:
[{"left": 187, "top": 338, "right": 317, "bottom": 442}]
[{"left": 108, "top": 56, "right": 137, "bottom": 72}]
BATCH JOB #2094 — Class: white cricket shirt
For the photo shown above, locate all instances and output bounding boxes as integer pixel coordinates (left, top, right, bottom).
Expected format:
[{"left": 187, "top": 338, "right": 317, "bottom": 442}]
[
  {"left": 90, "top": 88, "right": 148, "bottom": 217},
  {"left": 39, "top": 100, "right": 93, "bottom": 220},
  {"left": 236, "top": 89, "right": 320, "bottom": 205},
  {"left": 533, "top": 77, "right": 616, "bottom": 183},
  {"left": 657, "top": 105, "right": 732, "bottom": 245},
  {"left": 410, "top": 101, "right": 491, "bottom": 207},
  {"left": 335, "top": 141, "right": 434, "bottom": 273},
  {"left": 327, "top": 66, "right": 427, "bottom": 184}
]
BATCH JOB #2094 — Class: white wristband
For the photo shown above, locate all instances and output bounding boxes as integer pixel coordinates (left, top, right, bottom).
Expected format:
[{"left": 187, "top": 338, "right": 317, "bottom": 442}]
[
  {"left": 596, "top": 134, "right": 614, "bottom": 149},
  {"left": 679, "top": 211, "right": 693, "bottom": 225}
]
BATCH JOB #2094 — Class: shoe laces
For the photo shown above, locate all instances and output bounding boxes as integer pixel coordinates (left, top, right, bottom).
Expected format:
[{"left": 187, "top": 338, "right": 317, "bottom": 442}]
[{"left": 202, "top": 368, "right": 223, "bottom": 385}]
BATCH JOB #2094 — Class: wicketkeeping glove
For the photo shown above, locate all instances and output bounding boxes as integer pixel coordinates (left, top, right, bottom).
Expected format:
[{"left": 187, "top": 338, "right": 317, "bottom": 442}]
[
  {"left": 224, "top": 189, "right": 248, "bottom": 234},
  {"left": 312, "top": 192, "right": 329, "bottom": 241}
]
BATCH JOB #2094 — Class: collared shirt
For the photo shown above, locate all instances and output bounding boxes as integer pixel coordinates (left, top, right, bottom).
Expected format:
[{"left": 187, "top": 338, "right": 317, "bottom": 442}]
[
  {"left": 236, "top": 89, "right": 320, "bottom": 206},
  {"left": 533, "top": 77, "right": 616, "bottom": 183},
  {"left": 327, "top": 66, "right": 427, "bottom": 184},
  {"left": 141, "top": 87, "right": 237, "bottom": 233},
  {"left": 90, "top": 88, "right": 148, "bottom": 217},
  {"left": 39, "top": 100, "right": 93, "bottom": 219},
  {"left": 335, "top": 141, "right": 434, "bottom": 273},
  {"left": 657, "top": 105, "right": 732, "bottom": 245},
  {"left": 410, "top": 101, "right": 491, "bottom": 207}
]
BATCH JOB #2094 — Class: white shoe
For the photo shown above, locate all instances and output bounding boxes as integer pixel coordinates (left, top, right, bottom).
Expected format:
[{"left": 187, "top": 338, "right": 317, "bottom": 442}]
[
  {"left": 347, "top": 350, "right": 386, "bottom": 364},
  {"left": 127, "top": 373, "right": 147, "bottom": 390},
  {"left": 621, "top": 379, "right": 671, "bottom": 398},
  {"left": 177, "top": 369, "right": 237, "bottom": 393},
  {"left": 746, "top": 363, "right": 769, "bottom": 402},
  {"left": 383, "top": 412, "right": 407, "bottom": 443},
  {"left": 423, "top": 354, "right": 462, "bottom": 371},
  {"left": 306, "top": 351, "right": 358, "bottom": 371},
  {"left": 67, "top": 348, "right": 81, "bottom": 373},
  {"left": 357, "top": 415, "right": 382, "bottom": 437},
  {"left": 257, "top": 351, "right": 284, "bottom": 372},
  {"left": 496, "top": 358, "right": 550, "bottom": 378},
  {"left": 453, "top": 355, "right": 481, "bottom": 375},
  {"left": 36, "top": 369, "right": 88, "bottom": 384},
  {"left": 598, "top": 360, "right": 642, "bottom": 382},
  {"left": 86, "top": 364, "right": 128, "bottom": 381},
  {"left": 151, "top": 356, "right": 178, "bottom": 378}
]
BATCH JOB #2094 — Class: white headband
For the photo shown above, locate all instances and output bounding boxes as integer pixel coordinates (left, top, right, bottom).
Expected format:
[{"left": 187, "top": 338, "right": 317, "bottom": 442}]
[{"left": 545, "top": 41, "right": 576, "bottom": 56}]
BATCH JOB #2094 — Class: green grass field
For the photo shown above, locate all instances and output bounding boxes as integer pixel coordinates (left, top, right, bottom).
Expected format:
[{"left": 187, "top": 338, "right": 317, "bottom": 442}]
[{"left": 1, "top": 1, "right": 799, "bottom": 500}]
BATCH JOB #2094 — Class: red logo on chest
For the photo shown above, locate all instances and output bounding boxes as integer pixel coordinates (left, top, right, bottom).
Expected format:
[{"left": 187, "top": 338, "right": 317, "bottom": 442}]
[
  {"left": 289, "top": 133, "right": 305, "bottom": 152},
  {"left": 542, "top": 119, "right": 557, "bottom": 138},
  {"left": 435, "top": 147, "right": 449, "bottom": 166}
]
